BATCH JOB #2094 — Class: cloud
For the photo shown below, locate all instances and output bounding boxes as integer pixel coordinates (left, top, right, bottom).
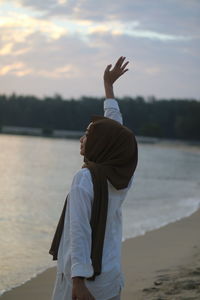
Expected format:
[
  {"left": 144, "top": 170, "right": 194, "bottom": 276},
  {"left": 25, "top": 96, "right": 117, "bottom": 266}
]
[
  {"left": 0, "top": 42, "right": 31, "bottom": 56},
  {"left": 0, "top": 43, "right": 13, "bottom": 55},
  {"left": 2, "top": 0, "right": 200, "bottom": 37},
  {"left": 0, "top": 11, "right": 68, "bottom": 46},
  {"left": 0, "top": 62, "right": 32, "bottom": 76},
  {"left": 144, "top": 67, "right": 161, "bottom": 76},
  {"left": 37, "top": 64, "right": 79, "bottom": 78},
  {"left": 85, "top": 20, "right": 190, "bottom": 41},
  {"left": 0, "top": 59, "right": 79, "bottom": 78},
  {"left": 57, "top": 0, "right": 67, "bottom": 5},
  {"left": 9, "top": 0, "right": 198, "bottom": 38},
  {"left": 0, "top": 0, "right": 199, "bottom": 98}
]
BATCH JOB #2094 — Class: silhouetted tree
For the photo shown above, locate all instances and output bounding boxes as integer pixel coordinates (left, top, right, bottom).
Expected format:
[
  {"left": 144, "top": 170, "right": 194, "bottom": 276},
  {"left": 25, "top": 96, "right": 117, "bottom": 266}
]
[{"left": 0, "top": 94, "right": 199, "bottom": 140}]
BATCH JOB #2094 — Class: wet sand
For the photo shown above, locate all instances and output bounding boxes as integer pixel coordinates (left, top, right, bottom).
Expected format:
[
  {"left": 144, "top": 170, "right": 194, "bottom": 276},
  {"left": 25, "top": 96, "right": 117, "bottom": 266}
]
[{"left": 1, "top": 209, "right": 200, "bottom": 300}]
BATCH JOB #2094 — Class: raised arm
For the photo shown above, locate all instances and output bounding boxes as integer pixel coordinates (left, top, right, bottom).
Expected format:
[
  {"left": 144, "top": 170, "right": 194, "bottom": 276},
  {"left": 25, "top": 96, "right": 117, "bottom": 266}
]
[{"left": 103, "top": 56, "right": 129, "bottom": 125}]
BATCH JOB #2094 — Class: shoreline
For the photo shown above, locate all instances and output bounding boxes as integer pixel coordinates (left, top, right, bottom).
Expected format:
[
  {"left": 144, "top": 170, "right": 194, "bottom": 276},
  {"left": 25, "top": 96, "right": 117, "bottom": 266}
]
[
  {"left": 1, "top": 208, "right": 200, "bottom": 299},
  {"left": 1, "top": 128, "right": 200, "bottom": 146}
]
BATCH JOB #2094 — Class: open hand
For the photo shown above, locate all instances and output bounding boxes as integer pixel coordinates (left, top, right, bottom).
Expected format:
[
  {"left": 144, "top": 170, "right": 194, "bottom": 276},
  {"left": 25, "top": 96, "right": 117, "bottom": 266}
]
[{"left": 104, "top": 56, "right": 129, "bottom": 86}]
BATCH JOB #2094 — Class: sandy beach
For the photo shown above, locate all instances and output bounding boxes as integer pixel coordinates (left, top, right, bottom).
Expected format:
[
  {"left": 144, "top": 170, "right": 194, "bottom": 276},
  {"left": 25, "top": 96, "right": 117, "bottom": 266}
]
[{"left": 1, "top": 209, "right": 200, "bottom": 300}]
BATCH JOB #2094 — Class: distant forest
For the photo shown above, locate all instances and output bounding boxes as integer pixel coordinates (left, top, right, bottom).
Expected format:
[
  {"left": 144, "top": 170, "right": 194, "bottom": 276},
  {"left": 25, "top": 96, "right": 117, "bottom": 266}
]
[{"left": 0, "top": 94, "right": 200, "bottom": 140}]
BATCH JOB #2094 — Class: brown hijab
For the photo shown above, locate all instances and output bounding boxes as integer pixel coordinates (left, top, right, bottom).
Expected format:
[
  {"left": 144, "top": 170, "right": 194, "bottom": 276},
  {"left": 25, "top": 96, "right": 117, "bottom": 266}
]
[{"left": 49, "top": 116, "right": 138, "bottom": 280}]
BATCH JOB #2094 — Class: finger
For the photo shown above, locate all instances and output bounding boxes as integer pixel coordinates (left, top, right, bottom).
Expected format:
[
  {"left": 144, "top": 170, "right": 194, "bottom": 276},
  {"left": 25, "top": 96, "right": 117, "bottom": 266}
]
[
  {"left": 118, "top": 56, "right": 126, "bottom": 67},
  {"left": 117, "top": 68, "right": 129, "bottom": 79},
  {"left": 121, "top": 61, "right": 129, "bottom": 70},
  {"left": 122, "top": 68, "right": 129, "bottom": 75},
  {"left": 115, "top": 56, "right": 127, "bottom": 70},
  {"left": 115, "top": 56, "right": 124, "bottom": 67},
  {"left": 105, "top": 64, "right": 112, "bottom": 72}
]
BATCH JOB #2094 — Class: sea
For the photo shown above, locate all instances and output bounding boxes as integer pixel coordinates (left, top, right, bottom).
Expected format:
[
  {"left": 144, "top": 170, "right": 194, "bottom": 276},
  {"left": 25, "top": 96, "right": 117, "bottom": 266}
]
[{"left": 0, "top": 134, "right": 200, "bottom": 296}]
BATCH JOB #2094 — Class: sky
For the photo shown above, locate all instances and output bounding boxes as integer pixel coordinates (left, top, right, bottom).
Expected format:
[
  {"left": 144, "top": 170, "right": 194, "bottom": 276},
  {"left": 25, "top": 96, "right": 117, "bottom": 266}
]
[{"left": 0, "top": 0, "right": 199, "bottom": 99}]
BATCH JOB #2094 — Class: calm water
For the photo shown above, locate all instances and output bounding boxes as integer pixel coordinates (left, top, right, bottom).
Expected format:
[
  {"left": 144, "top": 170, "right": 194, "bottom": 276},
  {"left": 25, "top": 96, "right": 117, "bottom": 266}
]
[{"left": 0, "top": 134, "right": 200, "bottom": 295}]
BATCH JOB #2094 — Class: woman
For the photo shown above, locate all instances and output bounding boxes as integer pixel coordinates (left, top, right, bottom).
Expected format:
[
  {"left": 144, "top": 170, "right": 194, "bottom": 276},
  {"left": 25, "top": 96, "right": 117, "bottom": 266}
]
[{"left": 49, "top": 56, "right": 138, "bottom": 300}]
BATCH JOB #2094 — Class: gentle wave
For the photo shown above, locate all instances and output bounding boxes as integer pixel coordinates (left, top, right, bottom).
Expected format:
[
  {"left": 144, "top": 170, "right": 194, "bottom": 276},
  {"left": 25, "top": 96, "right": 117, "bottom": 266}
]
[
  {"left": 1, "top": 201, "right": 200, "bottom": 297},
  {"left": 123, "top": 198, "right": 200, "bottom": 241},
  {"left": 0, "top": 264, "right": 56, "bottom": 297}
]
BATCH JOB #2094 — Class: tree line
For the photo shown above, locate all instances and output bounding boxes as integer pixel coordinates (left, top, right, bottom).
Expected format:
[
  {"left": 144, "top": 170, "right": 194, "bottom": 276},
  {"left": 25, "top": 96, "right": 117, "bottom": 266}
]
[{"left": 0, "top": 93, "right": 200, "bottom": 140}]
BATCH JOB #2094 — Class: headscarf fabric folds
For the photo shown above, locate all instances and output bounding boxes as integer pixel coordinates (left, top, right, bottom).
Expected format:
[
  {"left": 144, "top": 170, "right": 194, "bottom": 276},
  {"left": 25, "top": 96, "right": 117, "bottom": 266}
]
[
  {"left": 49, "top": 116, "right": 138, "bottom": 281},
  {"left": 49, "top": 196, "right": 68, "bottom": 260},
  {"left": 83, "top": 116, "right": 138, "bottom": 279}
]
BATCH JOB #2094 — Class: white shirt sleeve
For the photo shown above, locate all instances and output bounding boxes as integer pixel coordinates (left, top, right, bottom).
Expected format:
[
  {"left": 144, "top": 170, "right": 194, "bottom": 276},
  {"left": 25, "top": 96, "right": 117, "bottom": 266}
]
[
  {"left": 69, "top": 173, "right": 94, "bottom": 278},
  {"left": 104, "top": 98, "right": 123, "bottom": 125}
]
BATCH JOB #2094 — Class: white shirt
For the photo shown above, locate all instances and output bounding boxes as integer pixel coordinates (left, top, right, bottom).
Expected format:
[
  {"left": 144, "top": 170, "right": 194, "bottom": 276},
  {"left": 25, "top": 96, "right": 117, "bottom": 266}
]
[{"left": 57, "top": 99, "right": 133, "bottom": 300}]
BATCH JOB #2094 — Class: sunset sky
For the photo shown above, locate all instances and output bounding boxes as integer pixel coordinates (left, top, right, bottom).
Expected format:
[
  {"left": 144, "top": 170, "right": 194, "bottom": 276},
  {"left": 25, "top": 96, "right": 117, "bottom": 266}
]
[{"left": 0, "top": 0, "right": 199, "bottom": 99}]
